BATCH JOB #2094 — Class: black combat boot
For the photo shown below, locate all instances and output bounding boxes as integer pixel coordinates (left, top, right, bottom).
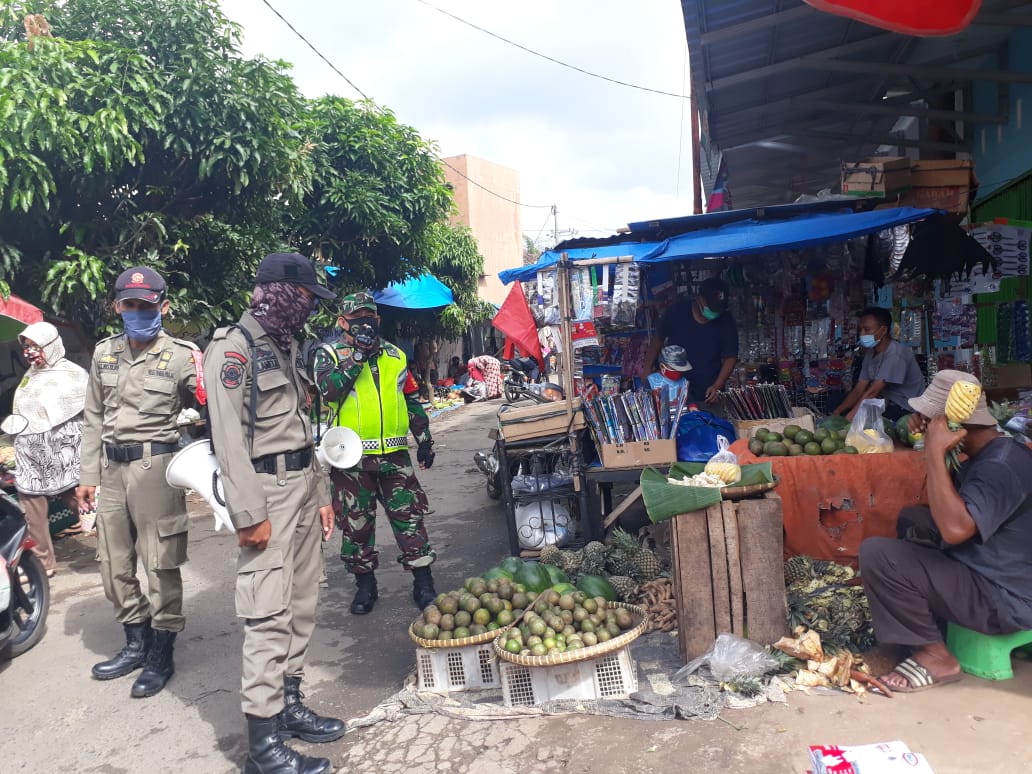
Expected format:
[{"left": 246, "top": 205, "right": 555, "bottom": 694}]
[
  {"left": 131, "top": 629, "right": 177, "bottom": 698},
  {"left": 278, "top": 676, "right": 346, "bottom": 743},
  {"left": 244, "top": 715, "right": 330, "bottom": 774},
  {"left": 91, "top": 621, "right": 152, "bottom": 680},
  {"left": 349, "top": 572, "right": 377, "bottom": 615},
  {"left": 412, "top": 567, "right": 437, "bottom": 610}
]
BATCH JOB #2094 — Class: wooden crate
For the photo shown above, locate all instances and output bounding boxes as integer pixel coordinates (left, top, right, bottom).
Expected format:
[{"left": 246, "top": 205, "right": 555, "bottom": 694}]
[{"left": 669, "top": 492, "right": 789, "bottom": 661}]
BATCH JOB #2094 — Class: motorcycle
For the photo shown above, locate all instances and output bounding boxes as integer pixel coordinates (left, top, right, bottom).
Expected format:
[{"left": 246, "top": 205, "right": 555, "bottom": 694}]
[
  {"left": 0, "top": 471, "right": 50, "bottom": 660},
  {"left": 500, "top": 357, "right": 541, "bottom": 403}
]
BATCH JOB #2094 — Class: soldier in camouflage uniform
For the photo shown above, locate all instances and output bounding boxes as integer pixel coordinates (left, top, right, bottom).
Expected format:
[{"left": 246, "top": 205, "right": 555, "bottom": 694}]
[{"left": 312, "top": 291, "right": 438, "bottom": 615}]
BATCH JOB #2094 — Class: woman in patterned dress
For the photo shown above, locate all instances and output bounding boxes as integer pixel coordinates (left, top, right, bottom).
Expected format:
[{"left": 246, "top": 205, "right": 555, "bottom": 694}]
[{"left": 7, "top": 322, "right": 88, "bottom": 576}]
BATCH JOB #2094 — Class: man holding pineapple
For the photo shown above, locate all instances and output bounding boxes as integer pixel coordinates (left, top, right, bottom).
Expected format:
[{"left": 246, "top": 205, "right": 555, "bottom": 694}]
[{"left": 859, "top": 371, "right": 1032, "bottom": 693}]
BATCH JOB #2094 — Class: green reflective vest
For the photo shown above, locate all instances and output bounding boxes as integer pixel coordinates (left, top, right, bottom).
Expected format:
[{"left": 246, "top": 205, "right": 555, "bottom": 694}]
[{"left": 334, "top": 343, "right": 410, "bottom": 455}]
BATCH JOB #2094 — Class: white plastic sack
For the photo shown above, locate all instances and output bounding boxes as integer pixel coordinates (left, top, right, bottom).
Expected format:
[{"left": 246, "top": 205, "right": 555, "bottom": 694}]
[{"left": 515, "top": 501, "right": 571, "bottom": 550}]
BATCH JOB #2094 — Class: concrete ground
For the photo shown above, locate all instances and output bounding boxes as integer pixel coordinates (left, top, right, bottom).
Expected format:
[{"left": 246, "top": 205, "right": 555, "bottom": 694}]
[{"left": 3, "top": 400, "right": 1032, "bottom": 773}]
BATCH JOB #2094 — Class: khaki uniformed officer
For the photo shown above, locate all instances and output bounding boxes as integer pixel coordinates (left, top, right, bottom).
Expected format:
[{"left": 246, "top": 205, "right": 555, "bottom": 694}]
[
  {"left": 204, "top": 253, "right": 343, "bottom": 774},
  {"left": 77, "top": 266, "right": 201, "bottom": 699}
]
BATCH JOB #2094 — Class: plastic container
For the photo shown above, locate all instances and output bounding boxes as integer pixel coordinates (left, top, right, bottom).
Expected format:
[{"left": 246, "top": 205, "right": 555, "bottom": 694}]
[
  {"left": 499, "top": 647, "right": 638, "bottom": 706},
  {"left": 415, "top": 644, "right": 500, "bottom": 692}
]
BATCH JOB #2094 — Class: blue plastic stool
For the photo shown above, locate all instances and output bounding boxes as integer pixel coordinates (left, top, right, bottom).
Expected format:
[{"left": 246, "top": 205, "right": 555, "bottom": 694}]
[{"left": 946, "top": 623, "right": 1032, "bottom": 680}]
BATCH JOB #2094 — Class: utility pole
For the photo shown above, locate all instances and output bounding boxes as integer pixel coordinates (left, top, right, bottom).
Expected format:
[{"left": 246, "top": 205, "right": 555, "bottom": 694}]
[{"left": 552, "top": 204, "right": 559, "bottom": 246}]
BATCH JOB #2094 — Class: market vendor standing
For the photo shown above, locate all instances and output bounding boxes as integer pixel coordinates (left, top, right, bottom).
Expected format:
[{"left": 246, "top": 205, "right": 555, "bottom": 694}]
[
  {"left": 859, "top": 371, "right": 1032, "bottom": 693},
  {"left": 644, "top": 277, "right": 738, "bottom": 416},
  {"left": 832, "top": 306, "right": 923, "bottom": 422}
]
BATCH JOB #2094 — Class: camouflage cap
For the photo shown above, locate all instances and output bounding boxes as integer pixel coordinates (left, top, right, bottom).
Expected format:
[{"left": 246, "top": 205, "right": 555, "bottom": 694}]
[{"left": 340, "top": 291, "right": 377, "bottom": 315}]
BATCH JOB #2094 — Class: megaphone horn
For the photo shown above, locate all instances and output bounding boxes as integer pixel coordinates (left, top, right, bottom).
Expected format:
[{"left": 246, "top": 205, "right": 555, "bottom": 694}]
[
  {"left": 317, "top": 425, "right": 362, "bottom": 470},
  {"left": 165, "top": 440, "right": 235, "bottom": 532}
]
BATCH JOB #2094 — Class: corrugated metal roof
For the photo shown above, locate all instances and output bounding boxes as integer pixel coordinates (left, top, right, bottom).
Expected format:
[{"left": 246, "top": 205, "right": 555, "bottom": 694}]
[{"left": 681, "top": 0, "right": 1032, "bottom": 207}]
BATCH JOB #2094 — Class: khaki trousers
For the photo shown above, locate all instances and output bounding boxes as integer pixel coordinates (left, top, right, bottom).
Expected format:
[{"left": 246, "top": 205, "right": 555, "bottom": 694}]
[
  {"left": 19, "top": 494, "right": 56, "bottom": 574},
  {"left": 96, "top": 452, "right": 188, "bottom": 632},
  {"left": 237, "top": 464, "right": 323, "bottom": 718}
]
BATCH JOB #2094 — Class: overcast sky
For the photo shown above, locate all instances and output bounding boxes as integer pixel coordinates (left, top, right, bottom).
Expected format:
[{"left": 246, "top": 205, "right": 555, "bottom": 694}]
[{"left": 218, "top": 0, "right": 694, "bottom": 248}]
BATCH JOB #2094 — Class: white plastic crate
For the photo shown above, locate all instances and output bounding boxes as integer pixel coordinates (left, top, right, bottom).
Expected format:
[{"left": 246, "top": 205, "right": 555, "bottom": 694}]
[
  {"left": 499, "top": 647, "right": 638, "bottom": 706},
  {"left": 415, "top": 644, "right": 500, "bottom": 692}
]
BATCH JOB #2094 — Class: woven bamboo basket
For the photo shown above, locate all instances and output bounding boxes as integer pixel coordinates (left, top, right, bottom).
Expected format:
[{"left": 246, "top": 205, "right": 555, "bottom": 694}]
[
  {"left": 409, "top": 621, "right": 512, "bottom": 649},
  {"left": 720, "top": 476, "right": 779, "bottom": 501},
  {"left": 492, "top": 602, "right": 649, "bottom": 667}
]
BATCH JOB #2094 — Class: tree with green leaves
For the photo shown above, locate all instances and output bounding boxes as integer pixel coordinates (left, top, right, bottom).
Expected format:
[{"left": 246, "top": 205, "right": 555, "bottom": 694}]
[
  {"left": 289, "top": 97, "right": 454, "bottom": 292},
  {"left": 0, "top": 0, "right": 311, "bottom": 335}
]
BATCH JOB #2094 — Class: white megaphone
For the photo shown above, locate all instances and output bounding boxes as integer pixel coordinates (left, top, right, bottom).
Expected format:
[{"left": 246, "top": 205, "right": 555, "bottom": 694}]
[
  {"left": 165, "top": 440, "right": 235, "bottom": 532},
  {"left": 315, "top": 425, "right": 362, "bottom": 470}
]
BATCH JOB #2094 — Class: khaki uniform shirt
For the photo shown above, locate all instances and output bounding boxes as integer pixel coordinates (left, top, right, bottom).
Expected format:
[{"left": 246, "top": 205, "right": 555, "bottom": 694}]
[
  {"left": 80, "top": 331, "right": 199, "bottom": 487},
  {"left": 204, "top": 312, "right": 331, "bottom": 530}
]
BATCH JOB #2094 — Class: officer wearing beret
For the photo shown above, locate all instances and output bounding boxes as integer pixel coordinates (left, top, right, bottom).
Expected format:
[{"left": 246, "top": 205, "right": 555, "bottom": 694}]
[
  {"left": 77, "top": 267, "right": 202, "bottom": 699},
  {"left": 205, "top": 253, "right": 343, "bottom": 774}
]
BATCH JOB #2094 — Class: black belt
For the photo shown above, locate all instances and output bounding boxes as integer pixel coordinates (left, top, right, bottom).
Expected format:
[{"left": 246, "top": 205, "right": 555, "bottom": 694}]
[
  {"left": 252, "top": 448, "right": 313, "bottom": 474},
  {"left": 105, "top": 442, "right": 179, "bottom": 463}
]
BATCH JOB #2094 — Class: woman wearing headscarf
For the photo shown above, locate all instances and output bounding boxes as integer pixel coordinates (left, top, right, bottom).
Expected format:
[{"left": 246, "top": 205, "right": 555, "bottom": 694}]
[{"left": 9, "top": 322, "right": 89, "bottom": 576}]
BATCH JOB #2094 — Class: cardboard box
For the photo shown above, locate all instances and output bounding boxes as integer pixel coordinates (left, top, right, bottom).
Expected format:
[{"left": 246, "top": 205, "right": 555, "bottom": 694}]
[
  {"left": 910, "top": 159, "right": 974, "bottom": 188},
  {"left": 497, "top": 398, "right": 585, "bottom": 442},
  {"left": 841, "top": 157, "right": 911, "bottom": 198},
  {"left": 733, "top": 407, "right": 815, "bottom": 440},
  {"left": 904, "top": 185, "right": 973, "bottom": 214},
  {"left": 598, "top": 438, "right": 676, "bottom": 469},
  {"left": 993, "top": 364, "right": 1032, "bottom": 390}
]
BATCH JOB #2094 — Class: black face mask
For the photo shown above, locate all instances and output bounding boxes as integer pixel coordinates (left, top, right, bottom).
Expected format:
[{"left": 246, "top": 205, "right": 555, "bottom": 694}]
[{"left": 347, "top": 316, "right": 380, "bottom": 350}]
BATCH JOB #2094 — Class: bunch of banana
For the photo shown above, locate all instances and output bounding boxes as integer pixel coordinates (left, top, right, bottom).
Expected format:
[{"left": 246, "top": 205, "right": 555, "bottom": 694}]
[{"left": 944, "top": 380, "right": 981, "bottom": 471}]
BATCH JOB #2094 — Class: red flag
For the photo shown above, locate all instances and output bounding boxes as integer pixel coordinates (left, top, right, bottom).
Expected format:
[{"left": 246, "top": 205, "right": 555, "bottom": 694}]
[
  {"left": 803, "top": 0, "right": 980, "bottom": 36},
  {"left": 492, "top": 283, "right": 544, "bottom": 369}
]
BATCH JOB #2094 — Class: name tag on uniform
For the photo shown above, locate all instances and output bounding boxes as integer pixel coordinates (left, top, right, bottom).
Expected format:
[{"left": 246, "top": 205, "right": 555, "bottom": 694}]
[{"left": 255, "top": 346, "right": 280, "bottom": 373}]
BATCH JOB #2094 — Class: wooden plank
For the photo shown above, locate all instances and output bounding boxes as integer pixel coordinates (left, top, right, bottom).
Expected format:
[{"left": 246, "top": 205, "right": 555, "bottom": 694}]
[
  {"left": 721, "top": 501, "right": 745, "bottom": 637},
  {"left": 736, "top": 492, "right": 790, "bottom": 645},
  {"left": 669, "top": 508, "right": 716, "bottom": 662},
  {"left": 602, "top": 485, "right": 642, "bottom": 530},
  {"left": 706, "top": 503, "right": 732, "bottom": 636}
]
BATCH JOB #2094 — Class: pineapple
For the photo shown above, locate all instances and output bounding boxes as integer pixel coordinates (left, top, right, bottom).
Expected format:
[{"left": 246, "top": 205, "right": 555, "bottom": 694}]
[
  {"left": 559, "top": 548, "right": 583, "bottom": 575},
  {"left": 630, "top": 547, "right": 663, "bottom": 582},
  {"left": 783, "top": 556, "right": 814, "bottom": 586},
  {"left": 610, "top": 527, "right": 662, "bottom": 581},
  {"left": 605, "top": 547, "right": 632, "bottom": 576},
  {"left": 539, "top": 544, "right": 563, "bottom": 567},
  {"left": 607, "top": 575, "right": 638, "bottom": 602},
  {"left": 580, "top": 541, "right": 608, "bottom": 576},
  {"left": 944, "top": 380, "right": 982, "bottom": 471}
]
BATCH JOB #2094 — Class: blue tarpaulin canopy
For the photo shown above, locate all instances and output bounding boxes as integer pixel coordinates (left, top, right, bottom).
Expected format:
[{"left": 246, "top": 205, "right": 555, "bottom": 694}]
[
  {"left": 499, "top": 206, "right": 937, "bottom": 284},
  {"left": 372, "top": 273, "right": 454, "bottom": 309}
]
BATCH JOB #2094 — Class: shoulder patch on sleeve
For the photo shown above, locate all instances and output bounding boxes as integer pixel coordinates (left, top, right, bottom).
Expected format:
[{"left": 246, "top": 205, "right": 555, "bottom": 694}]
[{"left": 220, "top": 361, "right": 245, "bottom": 389}]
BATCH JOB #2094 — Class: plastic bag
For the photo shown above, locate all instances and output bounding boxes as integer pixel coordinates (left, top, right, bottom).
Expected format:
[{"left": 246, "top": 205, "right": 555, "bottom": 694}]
[
  {"left": 514, "top": 501, "right": 572, "bottom": 550},
  {"left": 674, "top": 633, "right": 779, "bottom": 684},
  {"left": 845, "top": 398, "right": 893, "bottom": 454},
  {"left": 703, "top": 435, "right": 741, "bottom": 485},
  {"left": 676, "top": 411, "right": 737, "bottom": 463}
]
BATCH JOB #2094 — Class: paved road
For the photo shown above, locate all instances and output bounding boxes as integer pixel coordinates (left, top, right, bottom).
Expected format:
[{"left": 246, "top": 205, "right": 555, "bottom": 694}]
[{"left": 6, "top": 399, "right": 1032, "bottom": 773}]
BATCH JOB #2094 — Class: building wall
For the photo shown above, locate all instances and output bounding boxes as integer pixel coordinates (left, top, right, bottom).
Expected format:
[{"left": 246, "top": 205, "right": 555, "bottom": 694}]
[
  {"left": 971, "top": 27, "right": 1032, "bottom": 203},
  {"left": 441, "top": 155, "right": 522, "bottom": 307}
]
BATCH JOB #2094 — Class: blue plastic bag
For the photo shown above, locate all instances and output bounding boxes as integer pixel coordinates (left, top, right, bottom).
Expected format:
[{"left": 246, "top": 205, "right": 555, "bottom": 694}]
[{"left": 675, "top": 410, "right": 737, "bottom": 463}]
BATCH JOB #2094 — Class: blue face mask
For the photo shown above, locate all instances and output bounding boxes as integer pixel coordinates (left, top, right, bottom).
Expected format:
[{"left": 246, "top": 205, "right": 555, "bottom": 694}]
[
  {"left": 859, "top": 334, "right": 879, "bottom": 349},
  {"left": 701, "top": 306, "right": 721, "bottom": 321},
  {"left": 121, "top": 309, "right": 163, "bottom": 341}
]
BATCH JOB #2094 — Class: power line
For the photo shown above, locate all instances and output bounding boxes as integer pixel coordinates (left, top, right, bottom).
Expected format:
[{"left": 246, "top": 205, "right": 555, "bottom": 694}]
[
  {"left": 255, "top": 0, "right": 552, "bottom": 209},
  {"left": 438, "top": 157, "right": 552, "bottom": 209},
  {"left": 258, "top": 0, "right": 368, "bottom": 100},
  {"left": 414, "top": 0, "right": 692, "bottom": 100}
]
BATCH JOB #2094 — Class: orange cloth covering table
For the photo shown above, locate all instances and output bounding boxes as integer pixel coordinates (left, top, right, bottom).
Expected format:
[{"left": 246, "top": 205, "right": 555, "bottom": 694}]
[{"left": 730, "top": 439, "right": 929, "bottom": 566}]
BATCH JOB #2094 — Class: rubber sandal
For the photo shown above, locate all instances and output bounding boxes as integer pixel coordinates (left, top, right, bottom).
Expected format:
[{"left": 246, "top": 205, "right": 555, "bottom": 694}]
[{"left": 885, "top": 657, "right": 963, "bottom": 693}]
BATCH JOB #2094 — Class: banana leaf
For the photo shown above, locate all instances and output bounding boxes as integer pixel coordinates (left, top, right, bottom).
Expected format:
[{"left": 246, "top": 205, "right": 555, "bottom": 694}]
[{"left": 640, "top": 461, "right": 775, "bottom": 524}]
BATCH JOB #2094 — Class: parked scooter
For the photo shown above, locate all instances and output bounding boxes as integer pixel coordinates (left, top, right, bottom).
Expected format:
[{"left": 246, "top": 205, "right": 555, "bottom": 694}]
[
  {"left": 0, "top": 472, "right": 50, "bottom": 659},
  {"left": 500, "top": 357, "right": 541, "bottom": 403}
]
